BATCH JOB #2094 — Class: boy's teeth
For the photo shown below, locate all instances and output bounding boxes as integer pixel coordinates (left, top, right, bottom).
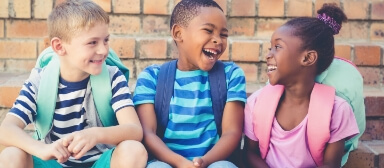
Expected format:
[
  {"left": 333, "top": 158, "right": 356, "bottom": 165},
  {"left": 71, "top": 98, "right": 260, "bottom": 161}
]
[{"left": 203, "top": 49, "right": 218, "bottom": 55}]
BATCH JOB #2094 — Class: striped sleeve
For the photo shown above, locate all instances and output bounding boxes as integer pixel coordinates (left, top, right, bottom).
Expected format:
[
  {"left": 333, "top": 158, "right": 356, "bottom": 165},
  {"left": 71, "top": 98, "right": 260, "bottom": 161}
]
[
  {"left": 224, "top": 62, "right": 247, "bottom": 103},
  {"left": 133, "top": 64, "right": 160, "bottom": 105},
  {"left": 8, "top": 68, "right": 40, "bottom": 126},
  {"left": 109, "top": 67, "right": 134, "bottom": 112}
]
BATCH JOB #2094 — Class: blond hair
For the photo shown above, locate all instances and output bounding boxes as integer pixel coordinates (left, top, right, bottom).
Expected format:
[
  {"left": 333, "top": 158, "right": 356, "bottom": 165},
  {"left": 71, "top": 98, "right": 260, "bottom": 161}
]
[{"left": 48, "top": 0, "right": 109, "bottom": 42}]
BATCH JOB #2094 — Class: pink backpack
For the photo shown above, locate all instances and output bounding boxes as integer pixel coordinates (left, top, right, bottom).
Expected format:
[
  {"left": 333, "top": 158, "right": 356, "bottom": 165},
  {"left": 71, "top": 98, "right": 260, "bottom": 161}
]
[{"left": 253, "top": 83, "right": 335, "bottom": 166}]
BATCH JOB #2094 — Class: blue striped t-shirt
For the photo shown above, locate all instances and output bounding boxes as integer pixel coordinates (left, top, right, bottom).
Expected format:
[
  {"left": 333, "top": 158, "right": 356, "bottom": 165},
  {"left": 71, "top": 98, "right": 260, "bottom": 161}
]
[
  {"left": 133, "top": 62, "right": 246, "bottom": 160},
  {"left": 8, "top": 66, "right": 133, "bottom": 167}
]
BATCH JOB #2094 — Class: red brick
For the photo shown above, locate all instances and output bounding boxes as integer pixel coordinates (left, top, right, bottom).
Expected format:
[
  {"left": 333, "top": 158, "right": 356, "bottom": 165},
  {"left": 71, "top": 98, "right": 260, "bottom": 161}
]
[
  {"left": 259, "top": 63, "right": 268, "bottom": 83},
  {"left": 0, "top": 20, "right": 3, "bottom": 38},
  {"left": 354, "top": 45, "right": 381, "bottom": 66},
  {"left": 0, "top": 0, "right": 8, "bottom": 18},
  {"left": 357, "top": 67, "right": 381, "bottom": 86},
  {"left": 343, "top": 0, "right": 369, "bottom": 19},
  {"left": 261, "top": 41, "right": 270, "bottom": 62},
  {"left": 54, "top": 0, "right": 65, "bottom": 6},
  {"left": 231, "top": 40, "right": 260, "bottom": 62},
  {"left": 37, "top": 37, "right": 51, "bottom": 54},
  {"left": 5, "top": 60, "right": 36, "bottom": 73},
  {"left": 371, "top": 23, "right": 384, "bottom": 41},
  {"left": 6, "top": 20, "right": 48, "bottom": 38},
  {"left": 215, "top": 0, "right": 227, "bottom": 15},
  {"left": 337, "top": 22, "right": 369, "bottom": 41},
  {"left": 365, "top": 97, "right": 384, "bottom": 117},
  {"left": 237, "top": 63, "right": 258, "bottom": 83},
  {"left": 121, "top": 60, "right": 135, "bottom": 79},
  {"left": 144, "top": 0, "right": 169, "bottom": 15},
  {"left": 109, "top": 16, "right": 140, "bottom": 35},
  {"left": 113, "top": 0, "right": 140, "bottom": 14},
  {"left": 361, "top": 119, "right": 384, "bottom": 141},
  {"left": 139, "top": 38, "right": 167, "bottom": 59},
  {"left": 135, "top": 60, "right": 166, "bottom": 78},
  {"left": 334, "top": 44, "right": 351, "bottom": 60},
  {"left": 94, "top": 0, "right": 111, "bottom": 13},
  {"left": 143, "top": 16, "right": 170, "bottom": 35},
  {"left": 230, "top": 0, "right": 255, "bottom": 16},
  {"left": 14, "top": 0, "right": 31, "bottom": 18},
  {"left": 34, "top": 0, "right": 53, "bottom": 19},
  {"left": 0, "top": 40, "right": 36, "bottom": 59},
  {"left": 343, "top": 142, "right": 376, "bottom": 167},
  {"left": 173, "top": 0, "right": 181, "bottom": 8},
  {"left": 228, "top": 18, "right": 255, "bottom": 36},
  {"left": 287, "top": 0, "right": 312, "bottom": 17},
  {"left": 372, "top": 1, "right": 384, "bottom": 20},
  {"left": 256, "top": 19, "right": 286, "bottom": 39},
  {"left": 0, "top": 86, "right": 22, "bottom": 108},
  {"left": 315, "top": 0, "right": 340, "bottom": 12},
  {"left": 169, "top": 39, "right": 179, "bottom": 59},
  {"left": 219, "top": 42, "right": 229, "bottom": 61},
  {"left": 258, "top": 0, "right": 284, "bottom": 17},
  {"left": 109, "top": 37, "right": 136, "bottom": 59}
]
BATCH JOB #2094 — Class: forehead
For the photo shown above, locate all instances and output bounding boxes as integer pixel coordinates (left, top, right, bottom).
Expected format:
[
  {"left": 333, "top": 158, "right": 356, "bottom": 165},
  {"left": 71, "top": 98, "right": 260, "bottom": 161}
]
[
  {"left": 271, "top": 26, "right": 303, "bottom": 44},
  {"left": 188, "top": 7, "right": 226, "bottom": 28}
]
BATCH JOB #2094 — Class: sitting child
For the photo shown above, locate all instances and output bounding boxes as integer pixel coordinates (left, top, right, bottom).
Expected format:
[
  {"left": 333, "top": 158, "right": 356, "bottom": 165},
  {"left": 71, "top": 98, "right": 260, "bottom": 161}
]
[
  {"left": 133, "top": 0, "right": 247, "bottom": 167},
  {"left": 0, "top": 0, "right": 147, "bottom": 167},
  {"left": 243, "top": 3, "right": 359, "bottom": 168}
]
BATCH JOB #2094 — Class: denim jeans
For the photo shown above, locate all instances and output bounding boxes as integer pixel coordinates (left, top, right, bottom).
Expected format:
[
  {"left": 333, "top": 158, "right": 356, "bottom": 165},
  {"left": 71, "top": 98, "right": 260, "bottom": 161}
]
[{"left": 147, "top": 160, "right": 237, "bottom": 168}]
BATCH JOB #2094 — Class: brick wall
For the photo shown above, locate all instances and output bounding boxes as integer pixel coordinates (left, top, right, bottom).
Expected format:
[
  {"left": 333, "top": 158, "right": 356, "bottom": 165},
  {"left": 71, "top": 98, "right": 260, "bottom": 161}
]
[{"left": 0, "top": 0, "right": 383, "bottom": 86}]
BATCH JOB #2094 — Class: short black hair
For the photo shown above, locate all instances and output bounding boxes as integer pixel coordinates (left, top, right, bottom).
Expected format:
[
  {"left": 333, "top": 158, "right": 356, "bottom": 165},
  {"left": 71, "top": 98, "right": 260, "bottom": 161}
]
[
  {"left": 284, "top": 3, "right": 347, "bottom": 74},
  {"left": 170, "top": 0, "right": 223, "bottom": 30}
]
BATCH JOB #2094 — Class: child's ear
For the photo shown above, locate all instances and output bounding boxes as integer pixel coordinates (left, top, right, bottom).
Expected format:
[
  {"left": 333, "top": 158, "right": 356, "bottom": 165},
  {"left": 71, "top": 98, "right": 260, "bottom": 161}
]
[
  {"left": 51, "top": 37, "right": 66, "bottom": 56},
  {"left": 302, "top": 51, "right": 317, "bottom": 66},
  {"left": 171, "top": 24, "right": 183, "bottom": 42}
]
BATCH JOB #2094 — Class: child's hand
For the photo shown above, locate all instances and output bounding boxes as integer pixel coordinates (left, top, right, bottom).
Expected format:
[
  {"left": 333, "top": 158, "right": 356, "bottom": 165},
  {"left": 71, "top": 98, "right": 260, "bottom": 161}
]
[
  {"left": 192, "top": 157, "right": 204, "bottom": 167},
  {"left": 38, "top": 139, "right": 71, "bottom": 163},
  {"left": 176, "top": 158, "right": 199, "bottom": 168},
  {"left": 62, "top": 129, "right": 98, "bottom": 159}
]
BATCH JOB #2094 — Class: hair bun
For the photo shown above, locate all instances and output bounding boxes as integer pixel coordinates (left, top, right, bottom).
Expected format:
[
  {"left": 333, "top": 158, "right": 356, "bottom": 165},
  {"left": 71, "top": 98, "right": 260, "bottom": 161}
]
[{"left": 317, "top": 3, "right": 347, "bottom": 35}]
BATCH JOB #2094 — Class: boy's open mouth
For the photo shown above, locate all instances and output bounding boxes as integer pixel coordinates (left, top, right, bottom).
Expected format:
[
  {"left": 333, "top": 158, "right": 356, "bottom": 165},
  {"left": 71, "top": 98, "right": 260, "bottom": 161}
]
[
  {"left": 90, "top": 59, "right": 103, "bottom": 63},
  {"left": 267, "top": 65, "right": 277, "bottom": 72},
  {"left": 203, "top": 48, "right": 220, "bottom": 60}
]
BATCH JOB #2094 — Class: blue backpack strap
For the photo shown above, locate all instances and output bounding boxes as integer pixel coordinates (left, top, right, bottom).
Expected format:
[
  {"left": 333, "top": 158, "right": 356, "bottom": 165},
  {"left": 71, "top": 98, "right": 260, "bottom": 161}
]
[
  {"left": 208, "top": 61, "right": 227, "bottom": 135},
  {"left": 154, "top": 60, "right": 226, "bottom": 137},
  {"left": 154, "top": 60, "right": 177, "bottom": 137}
]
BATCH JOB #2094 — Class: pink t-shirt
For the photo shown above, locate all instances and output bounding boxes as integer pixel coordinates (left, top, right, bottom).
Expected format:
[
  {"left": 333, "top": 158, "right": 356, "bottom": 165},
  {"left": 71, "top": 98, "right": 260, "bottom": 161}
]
[{"left": 244, "top": 89, "right": 360, "bottom": 168}]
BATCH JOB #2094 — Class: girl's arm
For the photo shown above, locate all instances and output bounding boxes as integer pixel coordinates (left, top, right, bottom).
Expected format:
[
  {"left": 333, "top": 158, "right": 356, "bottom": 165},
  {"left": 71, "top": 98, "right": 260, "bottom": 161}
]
[
  {"left": 136, "top": 103, "right": 195, "bottom": 167},
  {"left": 319, "top": 139, "right": 345, "bottom": 168},
  {"left": 243, "top": 136, "right": 269, "bottom": 168},
  {"left": 198, "top": 101, "right": 244, "bottom": 167}
]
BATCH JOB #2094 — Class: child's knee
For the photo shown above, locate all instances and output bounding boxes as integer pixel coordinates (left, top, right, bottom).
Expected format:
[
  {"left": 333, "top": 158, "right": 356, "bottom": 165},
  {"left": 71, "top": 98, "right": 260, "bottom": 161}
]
[
  {"left": 113, "top": 140, "right": 147, "bottom": 166},
  {"left": 0, "top": 147, "right": 32, "bottom": 168}
]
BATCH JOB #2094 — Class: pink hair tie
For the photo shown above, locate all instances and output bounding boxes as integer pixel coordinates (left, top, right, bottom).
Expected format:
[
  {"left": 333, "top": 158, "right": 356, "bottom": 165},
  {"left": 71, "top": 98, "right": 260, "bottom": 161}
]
[{"left": 317, "top": 13, "right": 341, "bottom": 35}]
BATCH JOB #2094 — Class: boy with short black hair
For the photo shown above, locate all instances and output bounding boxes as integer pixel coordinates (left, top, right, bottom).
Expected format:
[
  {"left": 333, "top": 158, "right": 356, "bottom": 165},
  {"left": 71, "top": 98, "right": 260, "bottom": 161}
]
[
  {"left": 0, "top": 0, "right": 147, "bottom": 167},
  {"left": 133, "top": 0, "right": 246, "bottom": 167}
]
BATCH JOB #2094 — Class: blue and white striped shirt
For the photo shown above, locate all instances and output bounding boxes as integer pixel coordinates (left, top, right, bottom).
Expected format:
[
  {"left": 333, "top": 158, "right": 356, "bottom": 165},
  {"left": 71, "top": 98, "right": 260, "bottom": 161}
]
[
  {"left": 8, "top": 66, "right": 133, "bottom": 167},
  {"left": 133, "top": 62, "right": 246, "bottom": 160}
]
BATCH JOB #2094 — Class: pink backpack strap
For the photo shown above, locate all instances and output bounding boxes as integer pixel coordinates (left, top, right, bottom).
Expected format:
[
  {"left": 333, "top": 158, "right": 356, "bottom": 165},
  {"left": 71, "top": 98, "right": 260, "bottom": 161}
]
[
  {"left": 307, "top": 83, "right": 335, "bottom": 166},
  {"left": 253, "top": 84, "right": 284, "bottom": 159}
]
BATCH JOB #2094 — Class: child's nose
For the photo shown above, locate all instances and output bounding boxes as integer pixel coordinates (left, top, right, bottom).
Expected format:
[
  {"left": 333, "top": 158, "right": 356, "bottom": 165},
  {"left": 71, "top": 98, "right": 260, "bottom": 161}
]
[{"left": 97, "top": 44, "right": 108, "bottom": 55}]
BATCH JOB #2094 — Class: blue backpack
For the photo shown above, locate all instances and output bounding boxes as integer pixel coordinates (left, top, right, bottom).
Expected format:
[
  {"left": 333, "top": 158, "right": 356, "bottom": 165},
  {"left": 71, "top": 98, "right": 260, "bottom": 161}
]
[{"left": 154, "top": 60, "right": 227, "bottom": 137}]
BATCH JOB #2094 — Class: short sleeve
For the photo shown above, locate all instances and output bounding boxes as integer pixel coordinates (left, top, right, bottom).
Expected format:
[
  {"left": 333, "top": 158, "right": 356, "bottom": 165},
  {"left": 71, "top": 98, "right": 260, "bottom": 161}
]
[
  {"left": 328, "top": 96, "right": 360, "bottom": 143},
  {"left": 109, "top": 67, "right": 134, "bottom": 112},
  {"left": 133, "top": 65, "right": 160, "bottom": 105},
  {"left": 224, "top": 62, "right": 247, "bottom": 103}
]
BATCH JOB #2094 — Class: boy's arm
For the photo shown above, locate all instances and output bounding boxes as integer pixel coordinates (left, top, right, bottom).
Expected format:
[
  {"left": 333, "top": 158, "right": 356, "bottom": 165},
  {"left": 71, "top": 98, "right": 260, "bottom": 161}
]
[
  {"left": 198, "top": 101, "right": 244, "bottom": 167},
  {"left": 243, "top": 136, "right": 269, "bottom": 168},
  {"left": 320, "top": 140, "right": 345, "bottom": 168},
  {"left": 63, "top": 106, "right": 143, "bottom": 159},
  {"left": 136, "top": 103, "right": 195, "bottom": 167},
  {"left": 0, "top": 115, "right": 70, "bottom": 162}
]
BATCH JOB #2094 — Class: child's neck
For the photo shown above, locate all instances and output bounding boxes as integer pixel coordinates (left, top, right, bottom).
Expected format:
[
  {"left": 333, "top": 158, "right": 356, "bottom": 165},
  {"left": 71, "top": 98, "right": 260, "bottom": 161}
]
[{"left": 282, "top": 80, "right": 315, "bottom": 103}]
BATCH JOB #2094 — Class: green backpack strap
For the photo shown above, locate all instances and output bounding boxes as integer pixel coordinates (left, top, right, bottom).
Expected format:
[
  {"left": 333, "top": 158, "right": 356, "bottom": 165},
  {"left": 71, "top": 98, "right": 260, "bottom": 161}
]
[{"left": 35, "top": 47, "right": 126, "bottom": 139}]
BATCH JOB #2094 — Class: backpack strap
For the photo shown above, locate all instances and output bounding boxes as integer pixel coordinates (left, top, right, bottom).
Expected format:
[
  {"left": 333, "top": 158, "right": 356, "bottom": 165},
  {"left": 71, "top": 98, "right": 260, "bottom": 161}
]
[
  {"left": 154, "top": 60, "right": 177, "bottom": 137},
  {"left": 307, "top": 83, "right": 334, "bottom": 166},
  {"left": 253, "top": 84, "right": 334, "bottom": 166},
  {"left": 34, "top": 47, "right": 122, "bottom": 139},
  {"left": 253, "top": 84, "right": 284, "bottom": 159},
  {"left": 154, "top": 60, "right": 227, "bottom": 137}
]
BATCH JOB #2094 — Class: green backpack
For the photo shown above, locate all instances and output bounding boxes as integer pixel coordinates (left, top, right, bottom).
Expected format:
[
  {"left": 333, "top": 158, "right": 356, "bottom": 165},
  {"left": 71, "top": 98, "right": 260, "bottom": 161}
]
[{"left": 34, "top": 47, "right": 129, "bottom": 140}]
